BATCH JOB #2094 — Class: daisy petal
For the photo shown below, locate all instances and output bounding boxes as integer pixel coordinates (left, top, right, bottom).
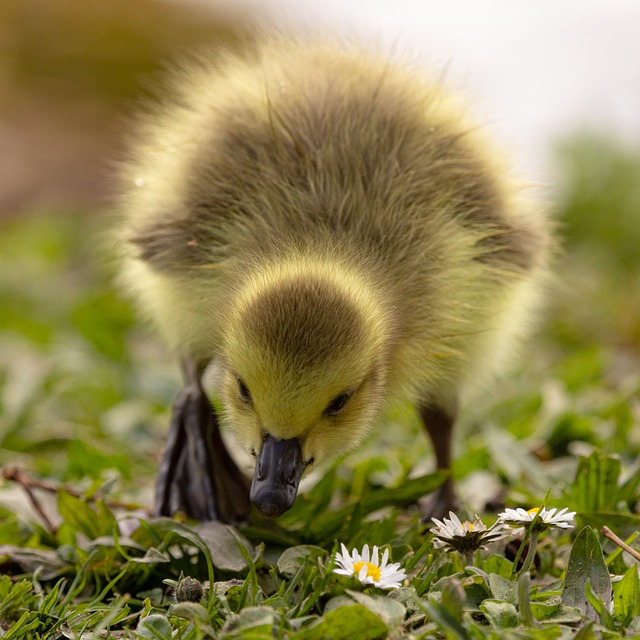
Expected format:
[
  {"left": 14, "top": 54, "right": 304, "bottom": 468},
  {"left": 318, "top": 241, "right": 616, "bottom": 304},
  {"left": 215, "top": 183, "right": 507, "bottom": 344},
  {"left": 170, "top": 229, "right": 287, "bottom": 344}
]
[{"left": 332, "top": 543, "right": 406, "bottom": 590}]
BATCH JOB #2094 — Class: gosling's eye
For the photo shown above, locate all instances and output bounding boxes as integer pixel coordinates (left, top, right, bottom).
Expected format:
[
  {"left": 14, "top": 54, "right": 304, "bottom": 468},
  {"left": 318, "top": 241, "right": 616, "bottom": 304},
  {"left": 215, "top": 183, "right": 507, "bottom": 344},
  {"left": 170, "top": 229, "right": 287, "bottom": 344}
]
[
  {"left": 325, "top": 393, "right": 350, "bottom": 416},
  {"left": 237, "top": 378, "right": 252, "bottom": 403}
]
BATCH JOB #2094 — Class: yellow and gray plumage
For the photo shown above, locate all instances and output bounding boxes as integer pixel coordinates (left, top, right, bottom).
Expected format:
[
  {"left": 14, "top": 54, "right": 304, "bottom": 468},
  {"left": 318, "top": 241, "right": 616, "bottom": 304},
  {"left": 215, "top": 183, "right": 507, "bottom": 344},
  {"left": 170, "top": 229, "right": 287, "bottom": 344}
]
[{"left": 117, "top": 39, "right": 551, "bottom": 522}]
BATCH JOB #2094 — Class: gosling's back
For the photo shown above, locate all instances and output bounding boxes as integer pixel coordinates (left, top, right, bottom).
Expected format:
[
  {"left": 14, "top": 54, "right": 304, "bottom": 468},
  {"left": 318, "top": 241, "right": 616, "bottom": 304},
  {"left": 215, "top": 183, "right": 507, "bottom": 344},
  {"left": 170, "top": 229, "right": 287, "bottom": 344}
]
[{"left": 118, "top": 39, "right": 551, "bottom": 405}]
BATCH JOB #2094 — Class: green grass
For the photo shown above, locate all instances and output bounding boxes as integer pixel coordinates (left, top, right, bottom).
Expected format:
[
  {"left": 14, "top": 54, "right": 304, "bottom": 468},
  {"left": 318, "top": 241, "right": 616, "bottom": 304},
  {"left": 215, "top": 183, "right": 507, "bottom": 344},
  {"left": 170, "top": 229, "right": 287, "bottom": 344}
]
[{"left": 1, "top": 137, "right": 639, "bottom": 638}]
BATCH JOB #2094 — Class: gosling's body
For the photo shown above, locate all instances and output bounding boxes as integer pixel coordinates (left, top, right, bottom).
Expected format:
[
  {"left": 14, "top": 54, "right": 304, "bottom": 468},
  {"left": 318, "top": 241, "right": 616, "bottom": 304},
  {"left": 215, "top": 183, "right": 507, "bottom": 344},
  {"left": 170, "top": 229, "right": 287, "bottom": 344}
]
[{"left": 117, "top": 40, "right": 551, "bottom": 522}]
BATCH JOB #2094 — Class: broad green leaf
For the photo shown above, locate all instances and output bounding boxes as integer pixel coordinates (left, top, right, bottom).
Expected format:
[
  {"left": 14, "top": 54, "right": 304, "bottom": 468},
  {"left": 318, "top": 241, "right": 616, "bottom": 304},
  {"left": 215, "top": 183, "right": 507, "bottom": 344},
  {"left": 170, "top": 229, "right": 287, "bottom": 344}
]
[
  {"left": 221, "top": 606, "right": 277, "bottom": 638},
  {"left": 213, "top": 581, "right": 249, "bottom": 614},
  {"left": 171, "top": 602, "right": 211, "bottom": 624},
  {"left": 291, "top": 604, "right": 387, "bottom": 640},
  {"left": 440, "top": 578, "right": 466, "bottom": 616},
  {"left": 95, "top": 499, "right": 119, "bottom": 536},
  {"left": 136, "top": 614, "right": 172, "bottom": 640},
  {"left": 345, "top": 590, "right": 406, "bottom": 628},
  {"left": 482, "top": 555, "right": 514, "bottom": 579},
  {"left": 612, "top": 564, "right": 640, "bottom": 625},
  {"left": 573, "top": 621, "right": 596, "bottom": 640},
  {"left": 585, "top": 580, "right": 615, "bottom": 629},
  {"left": 529, "top": 601, "right": 562, "bottom": 620},
  {"left": 619, "top": 464, "right": 640, "bottom": 507},
  {"left": 277, "top": 545, "right": 325, "bottom": 577},
  {"left": 562, "top": 526, "right": 612, "bottom": 621},
  {"left": 480, "top": 600, "right": 519, "bottom": 629},
  {"left": 487, "top": 573, "right": 517, "bottom": 605},
  {"left": 57, "top": 490, "right": 100, "bottom": 540},
  {"left": 570, "top": 452, "right": 621, "bottom": 514},
  {"left": 322, "top": 595, "right": 353, "bottom": 613},
  {"left": 195, "top": 521, "right": 255, "bottom": 572}
]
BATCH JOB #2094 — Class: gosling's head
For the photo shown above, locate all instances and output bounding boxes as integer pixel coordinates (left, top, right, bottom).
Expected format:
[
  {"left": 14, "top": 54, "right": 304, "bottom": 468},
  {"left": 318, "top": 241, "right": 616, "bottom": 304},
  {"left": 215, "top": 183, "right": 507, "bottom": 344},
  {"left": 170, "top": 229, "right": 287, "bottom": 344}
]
[{"left": 218, "top": 256, "right": 394, "bottom": 518}]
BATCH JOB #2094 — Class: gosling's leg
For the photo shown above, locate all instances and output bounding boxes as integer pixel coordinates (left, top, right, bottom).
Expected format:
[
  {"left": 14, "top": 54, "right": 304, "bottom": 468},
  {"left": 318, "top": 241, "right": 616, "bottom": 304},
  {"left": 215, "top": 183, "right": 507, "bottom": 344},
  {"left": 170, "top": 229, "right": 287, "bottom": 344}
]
[
  {"left": 418, "top": 403, "right": 460, "bottom": 520},
  {"left": 154, "top": 358, "right": 250, "bottom": 523}
]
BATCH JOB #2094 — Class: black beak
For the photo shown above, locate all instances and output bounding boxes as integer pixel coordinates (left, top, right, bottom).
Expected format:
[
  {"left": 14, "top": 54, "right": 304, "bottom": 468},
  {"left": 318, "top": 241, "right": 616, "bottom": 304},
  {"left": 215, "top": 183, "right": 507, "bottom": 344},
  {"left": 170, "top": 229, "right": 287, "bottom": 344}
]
[{"left": 250, "top": 434, "right": 307, "bottom": 518}]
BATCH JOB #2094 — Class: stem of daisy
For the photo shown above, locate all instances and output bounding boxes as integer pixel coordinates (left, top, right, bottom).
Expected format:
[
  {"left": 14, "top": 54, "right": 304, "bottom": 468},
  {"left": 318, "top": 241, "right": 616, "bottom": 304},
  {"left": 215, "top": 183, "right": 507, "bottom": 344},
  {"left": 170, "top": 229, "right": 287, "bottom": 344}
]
[
  {"left": 463, "top": 549, "right": 474, "bottom": 568},
  {"left": 518, "top": 530, "right": 539, "bottom": 576}
]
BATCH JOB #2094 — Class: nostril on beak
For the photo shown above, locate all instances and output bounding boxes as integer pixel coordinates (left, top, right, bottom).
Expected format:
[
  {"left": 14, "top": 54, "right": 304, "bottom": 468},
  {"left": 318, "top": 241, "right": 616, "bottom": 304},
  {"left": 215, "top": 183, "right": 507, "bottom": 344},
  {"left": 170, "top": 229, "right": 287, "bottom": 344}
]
[{"left": 258, "top": 501, "right": 287, "bottom": 519}]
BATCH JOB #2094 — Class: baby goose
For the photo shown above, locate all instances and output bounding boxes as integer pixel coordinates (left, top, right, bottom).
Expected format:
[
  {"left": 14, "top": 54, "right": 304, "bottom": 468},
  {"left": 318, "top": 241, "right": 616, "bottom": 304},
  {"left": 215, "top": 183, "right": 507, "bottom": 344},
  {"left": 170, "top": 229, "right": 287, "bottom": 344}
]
[{"left": 116, "top": 39, "right": 551, "bottom": 522}]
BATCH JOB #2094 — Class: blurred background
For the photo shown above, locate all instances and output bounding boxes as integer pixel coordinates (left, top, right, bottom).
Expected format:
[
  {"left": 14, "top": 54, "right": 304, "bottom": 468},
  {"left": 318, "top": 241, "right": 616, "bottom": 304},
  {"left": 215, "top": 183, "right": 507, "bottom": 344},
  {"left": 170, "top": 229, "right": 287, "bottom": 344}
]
[{"left": 1, "top": 0, "right": 639, "bottom": 522}]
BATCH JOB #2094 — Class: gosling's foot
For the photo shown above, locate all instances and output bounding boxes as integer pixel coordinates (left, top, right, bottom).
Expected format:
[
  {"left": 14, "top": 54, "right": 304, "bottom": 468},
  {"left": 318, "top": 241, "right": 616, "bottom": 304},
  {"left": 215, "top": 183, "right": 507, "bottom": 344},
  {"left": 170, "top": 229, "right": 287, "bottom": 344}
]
[{"left": 154, "top": 362, "right": 250, "bottom": 523}]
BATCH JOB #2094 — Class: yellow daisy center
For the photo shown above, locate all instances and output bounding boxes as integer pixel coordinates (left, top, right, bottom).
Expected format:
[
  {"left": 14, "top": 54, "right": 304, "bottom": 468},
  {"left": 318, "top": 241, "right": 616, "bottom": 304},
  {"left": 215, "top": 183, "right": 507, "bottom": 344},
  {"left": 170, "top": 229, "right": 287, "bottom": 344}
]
[
  {"left": 464, "top": 521, "right": 474, "bottom": 531},
  {"left": 527, "top": 508, "right": 541, "bottom": 517},
  {"left": 353, "top": 561, "right": 381, "bottom": 582}
]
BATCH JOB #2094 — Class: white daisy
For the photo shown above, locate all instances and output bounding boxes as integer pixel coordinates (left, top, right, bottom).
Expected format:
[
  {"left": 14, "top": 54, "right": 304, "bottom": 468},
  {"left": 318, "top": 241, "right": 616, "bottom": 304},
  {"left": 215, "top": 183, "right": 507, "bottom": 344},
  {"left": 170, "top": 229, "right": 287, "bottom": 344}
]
[
  {"left": 498, "top": 506, "right": 576, "bottom": 535},
  {"left": 333, "top": 543, "right": 407, "bottom": 590},
  {"left": 431, "top": 512, "right": 506, "bottom": 555}
]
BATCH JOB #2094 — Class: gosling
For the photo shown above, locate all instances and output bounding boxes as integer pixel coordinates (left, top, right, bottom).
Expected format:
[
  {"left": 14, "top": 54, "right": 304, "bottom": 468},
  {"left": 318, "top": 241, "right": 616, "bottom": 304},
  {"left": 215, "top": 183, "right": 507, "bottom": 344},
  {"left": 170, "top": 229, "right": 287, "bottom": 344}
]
[{"left": 116, "top": 39, "right": 551, "bottom": 522}]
